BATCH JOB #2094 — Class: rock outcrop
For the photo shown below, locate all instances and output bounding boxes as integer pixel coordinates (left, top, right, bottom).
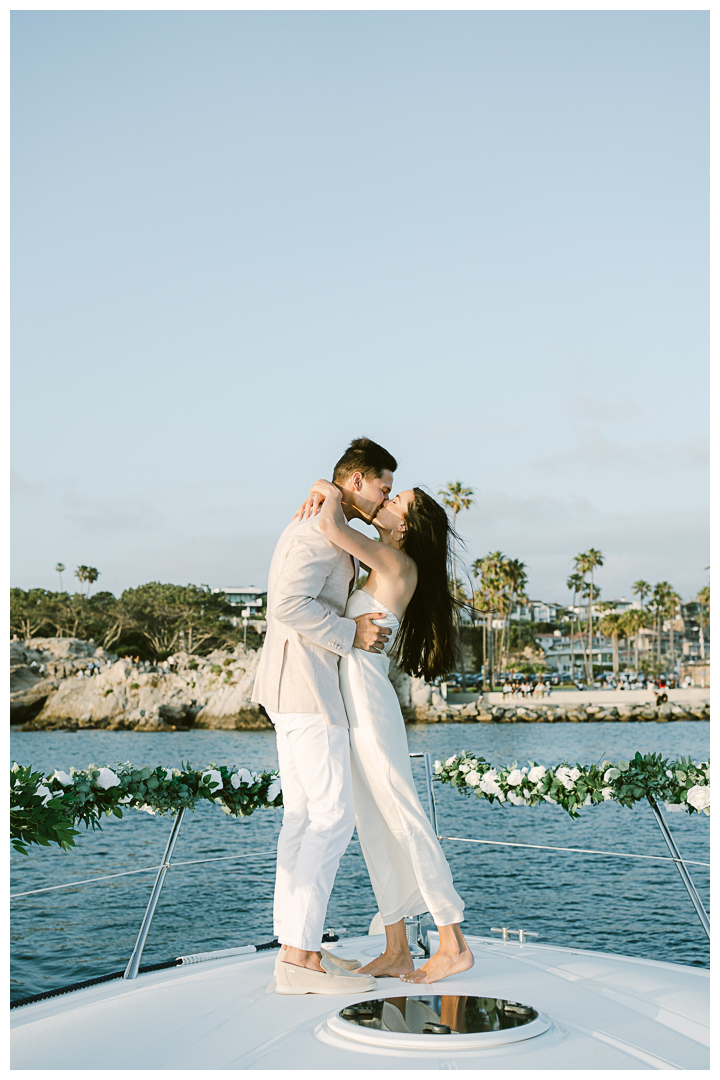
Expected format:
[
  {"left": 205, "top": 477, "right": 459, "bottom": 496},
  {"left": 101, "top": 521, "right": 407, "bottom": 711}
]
[
  {"left": 14, "top": 639, "right": 269, "bottom": 732},
  {"left": 11, "top": 638, "right": 115, "bottom": 724},
  {"left": 11, "top": 638, "right": 709, "bottom": 730}
]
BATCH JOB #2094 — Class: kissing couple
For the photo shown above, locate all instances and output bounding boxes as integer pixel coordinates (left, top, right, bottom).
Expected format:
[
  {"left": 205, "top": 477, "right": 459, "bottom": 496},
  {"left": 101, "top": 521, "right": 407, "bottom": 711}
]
[{"left": 252, "top": 437, "right": 474, "bottom": 996}]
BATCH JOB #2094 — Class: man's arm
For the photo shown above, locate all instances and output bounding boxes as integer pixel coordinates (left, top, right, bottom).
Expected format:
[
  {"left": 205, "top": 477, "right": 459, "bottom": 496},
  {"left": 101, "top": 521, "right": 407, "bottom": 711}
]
[{"left": 271, "top": 523, "right": 389, "bottom": 655}]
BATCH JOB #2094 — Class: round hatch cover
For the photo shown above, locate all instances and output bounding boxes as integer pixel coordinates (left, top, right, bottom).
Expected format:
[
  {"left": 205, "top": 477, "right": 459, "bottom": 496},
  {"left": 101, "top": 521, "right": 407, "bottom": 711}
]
[{"left": 328, "top": 995, "right": 550, "bottom": 1050}]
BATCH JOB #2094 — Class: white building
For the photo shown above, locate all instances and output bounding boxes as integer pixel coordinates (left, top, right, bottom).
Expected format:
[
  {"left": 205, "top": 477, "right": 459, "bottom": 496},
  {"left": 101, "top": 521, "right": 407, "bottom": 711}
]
[
  {"left": 567, "top": 597, "right": 642, "bottom": 619},
  {"left": 213, "top": 587, "right": 268, "bottom": 634},
  {"left": 511, "top": 600, "right": 562, "bottom": 623},
  {"left": 213, "top": 587, "right": 267, "bottom": 612}
]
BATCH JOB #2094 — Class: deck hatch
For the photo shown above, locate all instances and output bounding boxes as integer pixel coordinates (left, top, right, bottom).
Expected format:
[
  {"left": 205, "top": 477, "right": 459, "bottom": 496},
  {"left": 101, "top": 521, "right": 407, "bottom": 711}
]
[{"left": 328, "top": 994, "right": 550, "bottom": 1050}]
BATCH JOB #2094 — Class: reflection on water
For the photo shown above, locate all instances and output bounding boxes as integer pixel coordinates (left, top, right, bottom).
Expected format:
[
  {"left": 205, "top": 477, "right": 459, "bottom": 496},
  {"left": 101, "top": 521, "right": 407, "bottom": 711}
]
[
  {"left": 341, "top": 995, "right": 537, "bottom": 1034},
  {"left": 10, "top": 723, "right": 710, "bottom": 1001}
]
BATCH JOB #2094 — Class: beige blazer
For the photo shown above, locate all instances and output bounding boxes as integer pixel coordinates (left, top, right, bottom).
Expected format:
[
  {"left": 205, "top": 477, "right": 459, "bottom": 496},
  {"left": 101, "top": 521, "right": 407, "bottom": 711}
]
[{"left": 251, "top": 516, "right": 359, "bottom": 727}]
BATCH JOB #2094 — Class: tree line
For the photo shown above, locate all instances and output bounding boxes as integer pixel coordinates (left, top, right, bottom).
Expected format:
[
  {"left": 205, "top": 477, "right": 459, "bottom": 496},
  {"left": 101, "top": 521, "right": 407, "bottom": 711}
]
[{"left": 10, "top": 580, "right": 262, "bottom": 659}]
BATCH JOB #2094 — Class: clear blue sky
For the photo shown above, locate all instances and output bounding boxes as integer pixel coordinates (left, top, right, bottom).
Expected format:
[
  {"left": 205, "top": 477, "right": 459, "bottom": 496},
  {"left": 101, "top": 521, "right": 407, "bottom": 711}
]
[{"left": 11, "top": 10, "right": 709, "bottom": 604}]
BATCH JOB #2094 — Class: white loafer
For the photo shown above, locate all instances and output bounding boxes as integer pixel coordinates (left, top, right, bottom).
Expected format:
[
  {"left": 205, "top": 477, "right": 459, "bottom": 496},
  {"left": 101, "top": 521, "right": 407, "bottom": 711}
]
[
  {"left": 274, "top": 946, "right": 362, "bottom": 977},
  {"left": 275, "top": 956, "right": 378, "bottom": 996},
  {"left": 320, "top": 946, "right": 362, "bottom": 971}
]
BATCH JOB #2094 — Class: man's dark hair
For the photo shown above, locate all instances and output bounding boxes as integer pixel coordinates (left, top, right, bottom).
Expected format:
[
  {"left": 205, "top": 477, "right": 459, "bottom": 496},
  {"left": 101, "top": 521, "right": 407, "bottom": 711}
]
[{"left": 332, "top": 437, "right": 397, "bottom": 484}]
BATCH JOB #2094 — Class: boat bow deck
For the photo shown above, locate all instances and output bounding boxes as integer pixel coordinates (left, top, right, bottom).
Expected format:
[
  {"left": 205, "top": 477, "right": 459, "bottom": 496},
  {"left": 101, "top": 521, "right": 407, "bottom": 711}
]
[{"left": 10, "top": 933, "right": 709, "bottom": 1070}]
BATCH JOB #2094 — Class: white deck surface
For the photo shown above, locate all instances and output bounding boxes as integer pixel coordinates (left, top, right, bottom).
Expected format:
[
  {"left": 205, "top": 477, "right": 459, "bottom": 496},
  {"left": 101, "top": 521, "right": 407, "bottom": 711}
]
[{"left": 11, "top": 933, "right": 709, "bottom": 1070}]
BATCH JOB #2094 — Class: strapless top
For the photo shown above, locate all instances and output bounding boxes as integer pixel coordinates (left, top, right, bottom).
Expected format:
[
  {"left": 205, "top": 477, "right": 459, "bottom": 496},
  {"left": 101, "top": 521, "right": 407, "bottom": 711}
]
[{"left": 345, "top": 588, "right": 399, "bottom": 657}]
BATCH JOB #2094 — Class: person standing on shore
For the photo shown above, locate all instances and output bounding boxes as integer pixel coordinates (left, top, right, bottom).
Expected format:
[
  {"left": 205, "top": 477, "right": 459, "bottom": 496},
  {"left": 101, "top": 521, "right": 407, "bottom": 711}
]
[{"left": 251, "top": 437, "right": 396, "bottom": 996}]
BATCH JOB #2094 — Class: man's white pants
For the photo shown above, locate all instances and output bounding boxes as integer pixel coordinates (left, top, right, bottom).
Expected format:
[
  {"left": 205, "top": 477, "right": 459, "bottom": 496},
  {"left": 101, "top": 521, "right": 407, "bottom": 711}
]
[{"left": 268, "top": 710, "right": 355, "bottom": 951}]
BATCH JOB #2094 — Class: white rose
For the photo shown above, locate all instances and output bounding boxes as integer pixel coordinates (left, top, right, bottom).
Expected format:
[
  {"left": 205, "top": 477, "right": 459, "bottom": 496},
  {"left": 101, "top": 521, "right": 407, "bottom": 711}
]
[
  {"left": 583, "top": 794, "right": 592, "bottom": 806},
  {"left": 202, "top": 769, "right": 223, "bottom": 790},
  {"left": 664, "top": 803, "right": 687, "bottom": 813},
  {"left": 118, "top": 795, "right": 133, "bottom": 804},
  {"left": 434, "top": 760, "right": 442, "bottom": 772},
  {"left": 138, "top": 803, "right": 156, "bottom": 815},
  {"left": 459, "top": 763, "right": 471, "bottom": 773},
  {"left": 507, "top": 791, "right": 527, "bottom": 806},
  {"left": 267, "top": 777, "right": 282, "bottom": 803},
  {"left": 465, "top": 770, "right": 480, "bottom": 787},
  {"left": 507, "top": 769, "right": 525, "bottom": 787},
  {"left": 230, "top": 773, "right": 241, "bottom": 789},
  {"left": 555, "top": 767, "right": 575, "bottom": 791},
  {"left": 528, "top": 766, "right": 546, "bottom": 783},
  {"left": 164, "top": 768, "right": 174, "bottom": 781},
  {"left": 479, "top": 770, "right": 503, "bottom": 797},
  {"left": 238, "top": 768, "right": 254, "bottom": 784},
  {"left": 96, "top": 768, "right": 120, "bottom": 790},
  {"left": 603, "top": 768, "right": 621, "bottom": 782},
  {"left": 35, "top": 784, "right": 52, "bottom": 805},
  {"left": 52, "top": 770, "right": 73, "bottom": 787},
  {"left": 542, "top": 794, "right": 557, "bottom": 804},
  {"left": 445, "top": 755, "right": 457, "bottom": 767},
  {"left": 569, "top": 768, "right": 581, "bottom": 782},
  {"left": 601, "top": 787, "right": 614, "bottom": 802},
  {"left": 686, "top": 785, "right": 710, "bottom": 812}
]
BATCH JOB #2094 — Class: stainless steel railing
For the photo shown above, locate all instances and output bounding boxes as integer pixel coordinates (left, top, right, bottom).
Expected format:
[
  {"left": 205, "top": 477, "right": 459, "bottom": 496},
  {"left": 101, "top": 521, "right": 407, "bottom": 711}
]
[{"left": 10, "top": 752, "right": 710, "bottom": 970}]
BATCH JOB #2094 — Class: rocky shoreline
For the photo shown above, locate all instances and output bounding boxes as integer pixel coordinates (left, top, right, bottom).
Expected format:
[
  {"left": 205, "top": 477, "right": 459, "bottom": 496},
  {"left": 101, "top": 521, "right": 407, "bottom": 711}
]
[{"left": 11, "top": 638, "right": 710, "bottom": 731}]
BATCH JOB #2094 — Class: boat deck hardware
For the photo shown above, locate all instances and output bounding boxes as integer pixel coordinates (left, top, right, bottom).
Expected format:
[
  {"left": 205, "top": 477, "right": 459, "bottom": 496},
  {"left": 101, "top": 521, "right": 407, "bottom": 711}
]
[
  {"left": 646, "top": 794, "right": 710, "bottom": 940},
  {"left": 124, "top": 808, "right": 186, "bottom": 979},
  {"left": 331, "top": 993, "right": 549, "bottom": 1050},
  {"left": 491, "top": 927, "right": 539, "bottom": 943}
]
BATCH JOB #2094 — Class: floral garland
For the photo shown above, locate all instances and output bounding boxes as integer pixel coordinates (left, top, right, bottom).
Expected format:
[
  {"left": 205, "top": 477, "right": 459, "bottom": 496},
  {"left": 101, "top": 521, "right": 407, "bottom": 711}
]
[
  {"left": 10, "top": 761, "right": 281, "bottom": 856},
  {"left": 11, "top": 750, "right": 710, "bottom": 857},
  {"left": 434, "top": 751, "right": 710, "bottom": 820}
]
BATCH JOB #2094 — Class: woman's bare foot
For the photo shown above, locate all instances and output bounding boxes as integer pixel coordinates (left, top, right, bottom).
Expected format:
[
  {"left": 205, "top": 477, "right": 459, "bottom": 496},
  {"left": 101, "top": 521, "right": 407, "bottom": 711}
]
[
  {"left": 400, "top": 945, "right": 474, "bottom": 984},
  {"left": 357, "top": 950, "right": 416, "bottom": 978}
]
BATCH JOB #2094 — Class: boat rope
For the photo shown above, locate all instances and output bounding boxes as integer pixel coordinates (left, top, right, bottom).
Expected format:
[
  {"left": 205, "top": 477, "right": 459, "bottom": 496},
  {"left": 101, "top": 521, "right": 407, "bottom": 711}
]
[
  {"left": 439, "top": 835, "right": 710, "bottom": 866},
  {"left": 9, "top": 933, "right": 345, "bottom": 1010}
]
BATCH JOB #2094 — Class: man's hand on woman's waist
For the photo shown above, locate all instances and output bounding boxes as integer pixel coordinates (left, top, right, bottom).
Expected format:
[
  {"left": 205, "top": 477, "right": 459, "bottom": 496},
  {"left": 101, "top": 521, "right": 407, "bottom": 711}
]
[{"left": 353, "top": 612, "right": 391, "bottom": 654}]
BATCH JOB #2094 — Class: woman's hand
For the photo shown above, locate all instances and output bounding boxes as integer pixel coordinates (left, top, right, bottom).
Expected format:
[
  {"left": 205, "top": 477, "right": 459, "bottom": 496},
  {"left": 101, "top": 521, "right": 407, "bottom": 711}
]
[
  {"left": 292, "top": 479, "right": 342, "bottom": 522},
  {"left": 312, "top": 479, "right": 346, "bottom": 533},
  {"left": 292, "top": 489, "right": 324, "bottom": 521}
]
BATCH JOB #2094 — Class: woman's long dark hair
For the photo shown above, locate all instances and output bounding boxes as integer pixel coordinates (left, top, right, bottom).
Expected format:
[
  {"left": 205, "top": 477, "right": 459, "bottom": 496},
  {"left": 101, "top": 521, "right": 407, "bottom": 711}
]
[{"left": 391, "top": 487, "right": 458, "bottom": 682}]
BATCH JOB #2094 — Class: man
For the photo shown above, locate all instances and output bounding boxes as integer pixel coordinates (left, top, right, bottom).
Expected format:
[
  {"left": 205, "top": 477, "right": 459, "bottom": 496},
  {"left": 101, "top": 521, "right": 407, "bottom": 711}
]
[{"left": 252, "top": 437, "right": 397, "bottom": 995}]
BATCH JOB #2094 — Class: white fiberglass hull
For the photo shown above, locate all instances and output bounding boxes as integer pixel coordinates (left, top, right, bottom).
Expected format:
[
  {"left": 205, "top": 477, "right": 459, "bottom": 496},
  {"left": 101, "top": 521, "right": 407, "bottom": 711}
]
[{"left": 10, "top": 933, "right": 709, "bottom": 1070}]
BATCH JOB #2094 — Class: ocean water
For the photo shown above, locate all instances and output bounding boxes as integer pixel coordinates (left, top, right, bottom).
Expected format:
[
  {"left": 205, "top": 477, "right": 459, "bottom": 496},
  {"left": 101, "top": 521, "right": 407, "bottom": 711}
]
[{"left": 10, "top": 722, "right": 710, "bottom": 1002}]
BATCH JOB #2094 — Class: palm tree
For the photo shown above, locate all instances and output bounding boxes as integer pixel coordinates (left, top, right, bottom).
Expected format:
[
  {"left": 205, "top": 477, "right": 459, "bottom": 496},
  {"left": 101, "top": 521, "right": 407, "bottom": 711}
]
[
  {"left": 597, "top": 609, "right": 624, "bottom": 678},
  {"left": 75, "top": 565, "right": 100, "bottom": 599},
  {"left": 566, "top": 572, "right": 583, "bottom": 680},
  {"left": 574, "top": 549, "right": 603, "bottom": 683},
  {"left": 499, "top": 558, "right": 528, "bottom": 671},
  {"left": 439, "top": 482, "right": 474, "bottom": 598},
  {"left": 619, "top": 608, "right": 651, "bottom": 672},
  {"left": 55, "top": 563, "right": 65, "bottom": 591},
  {"left": 696, "top": 583, "right": 709, "bottom": 659},
  {"left": 472, "top": 551, "right": 504, "bottom": 690},
  {"left": 633, "top": 580, "right": 651, "bottom": 609},
  {"left": 649, "top": 582, "right": 676, "bottom": 668},
  {"left": 664, "top": 587, "right": 682, "bottom": 672}
]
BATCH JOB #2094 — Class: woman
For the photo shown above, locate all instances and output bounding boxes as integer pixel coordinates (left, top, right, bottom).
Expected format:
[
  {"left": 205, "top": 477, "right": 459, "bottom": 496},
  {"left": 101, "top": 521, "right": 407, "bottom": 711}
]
[{"left": 300, "top": 478, "right": 474, "bottom": 984}]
